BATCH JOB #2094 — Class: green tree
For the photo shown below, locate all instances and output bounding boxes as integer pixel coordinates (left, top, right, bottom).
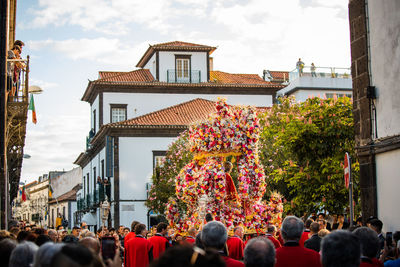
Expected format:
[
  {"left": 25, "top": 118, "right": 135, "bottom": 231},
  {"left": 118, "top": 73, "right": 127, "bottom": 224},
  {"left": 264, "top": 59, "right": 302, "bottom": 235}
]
[{"left": 259, "top": 96, "right": 359, "bottom": 216}]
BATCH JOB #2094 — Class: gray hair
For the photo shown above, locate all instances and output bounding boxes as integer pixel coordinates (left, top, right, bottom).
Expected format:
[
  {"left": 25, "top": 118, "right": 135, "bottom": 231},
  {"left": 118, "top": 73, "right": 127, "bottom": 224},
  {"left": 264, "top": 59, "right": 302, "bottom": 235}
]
[
  {"left": 244, "top": 237, "right": 275, "bottom": 267},
  {"left": 321, "top": 230, "right": 360, "bottom": 267},
  {"left": 281, "top": 216, "right": 304, "bottom": 242},
  {"left": 9, "top": 241, "right": 39, "bottom": 267},
  {"left": 33, "top": 242, "right": 64, "bottom": 267},
  {"left": 353, "top": 227, "right": 380, "bottom": 258},
  {"left": 201, "top": 221, "right": 227, "bottom": 249}
]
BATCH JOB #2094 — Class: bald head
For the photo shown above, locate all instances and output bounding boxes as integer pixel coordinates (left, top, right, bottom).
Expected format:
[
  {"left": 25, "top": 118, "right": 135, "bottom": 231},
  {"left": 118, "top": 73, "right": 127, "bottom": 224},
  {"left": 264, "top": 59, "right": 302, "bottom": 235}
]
[{"left": 78, "top": 237, "right": 100, "bottom": 255}]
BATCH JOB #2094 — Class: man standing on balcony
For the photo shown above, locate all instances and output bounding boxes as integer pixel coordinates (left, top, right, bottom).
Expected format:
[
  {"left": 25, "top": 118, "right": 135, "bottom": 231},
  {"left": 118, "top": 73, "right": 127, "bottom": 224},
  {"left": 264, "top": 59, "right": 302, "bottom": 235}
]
[
  {"left": 6, "top": 45, "right": 21, "bottom": 95},
  {"left": 296, "top": 58, "right": 305, "bottom": 77}
]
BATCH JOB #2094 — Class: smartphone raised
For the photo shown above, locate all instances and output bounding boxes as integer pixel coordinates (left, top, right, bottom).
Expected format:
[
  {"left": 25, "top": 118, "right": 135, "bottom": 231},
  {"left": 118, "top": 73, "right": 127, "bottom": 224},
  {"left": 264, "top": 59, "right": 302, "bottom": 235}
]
[
  {"left": 386, "top": 232, "right": 393, "bottom": 247},
  {"left": 101, "top": 236, "right": 116, "bottom": 260}
]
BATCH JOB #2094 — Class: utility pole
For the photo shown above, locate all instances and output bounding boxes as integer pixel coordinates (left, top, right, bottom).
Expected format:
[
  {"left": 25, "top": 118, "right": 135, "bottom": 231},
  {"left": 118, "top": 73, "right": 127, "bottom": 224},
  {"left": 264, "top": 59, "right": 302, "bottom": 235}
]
[{"left": 0, "top": 0, "right": 9, "bottom": 229}]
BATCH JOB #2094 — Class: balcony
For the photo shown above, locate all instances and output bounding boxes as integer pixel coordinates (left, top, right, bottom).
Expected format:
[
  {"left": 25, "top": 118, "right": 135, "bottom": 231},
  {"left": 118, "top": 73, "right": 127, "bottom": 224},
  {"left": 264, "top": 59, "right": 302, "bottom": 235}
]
[
  {"left": 6, "top": 57, "right": 30, "bottom": 203},
  {"left": 166, "top": 69, "right": 201, "bottom": 83},
  {"left": 277, "top": 65, "right": 353, "bottom": 101},
  {"left": 289, "top": 66, "right": 351, "bottom": 82}
]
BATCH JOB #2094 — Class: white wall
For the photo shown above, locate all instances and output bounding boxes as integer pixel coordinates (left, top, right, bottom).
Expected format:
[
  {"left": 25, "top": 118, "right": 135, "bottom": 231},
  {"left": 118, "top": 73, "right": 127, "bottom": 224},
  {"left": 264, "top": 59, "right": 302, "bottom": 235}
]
[
  {"left": 158, "top": 51, "right": 208, "bottom": 82},
  {"left": 143, "top": 53, "right": 156, "bottom": 78},
  {"left": 376, "top": 149, "right": 400, "bottom": 232},
  {"left": 52, "top": 167, "right": 82, "bottom": 198},
  {"left": 102, "top": 93, "right": 272, "bottom": 124},
  {"left": 119, "top": 137, "right": 175, "bottom": 200},
  {"left": 291, "top": 89, "right": 352, "bottom": 102},
  {"left": 118, "top": 137, "right": 176, "bottom": 228},
  {"left": 368, "top": 0, "right": 400, "bottom": 138}
]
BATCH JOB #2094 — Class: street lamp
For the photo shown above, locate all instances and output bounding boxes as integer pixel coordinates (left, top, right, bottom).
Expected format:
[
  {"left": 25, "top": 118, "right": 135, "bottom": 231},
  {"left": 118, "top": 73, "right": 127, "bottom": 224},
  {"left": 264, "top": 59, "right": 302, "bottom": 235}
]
[
  {"left": 100, "top": 197, "right": 110, "bottom": 228},
  {"left": 28, "top": 85, "right": 43, "bottom": 94}
]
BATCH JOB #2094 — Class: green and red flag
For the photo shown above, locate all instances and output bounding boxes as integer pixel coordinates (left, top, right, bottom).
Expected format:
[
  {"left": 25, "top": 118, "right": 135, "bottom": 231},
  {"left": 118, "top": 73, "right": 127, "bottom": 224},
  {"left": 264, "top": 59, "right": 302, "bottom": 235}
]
[{"left": 28, "top": 94, "right": 37, "bottom": 124}]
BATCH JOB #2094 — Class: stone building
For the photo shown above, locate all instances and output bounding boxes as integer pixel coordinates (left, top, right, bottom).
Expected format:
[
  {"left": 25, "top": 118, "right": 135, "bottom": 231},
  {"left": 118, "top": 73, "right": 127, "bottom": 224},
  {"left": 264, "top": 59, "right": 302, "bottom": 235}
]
[{"left": 349, "top": 0, "right": 400, "bottom": 231}]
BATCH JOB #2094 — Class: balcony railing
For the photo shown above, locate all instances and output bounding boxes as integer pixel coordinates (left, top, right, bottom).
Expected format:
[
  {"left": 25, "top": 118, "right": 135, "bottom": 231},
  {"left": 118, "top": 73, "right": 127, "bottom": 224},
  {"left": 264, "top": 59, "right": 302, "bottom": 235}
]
[
  {"left": 289, "top": 66, "right": 351, "bottom": 82},
  {"left": 77, "top": 188, "right": 106, "bottom": 211},
  {"left": 167, "top": 69, "right": 201, "bottom": 83},
  {"left": 6, "top": 57, "right": 29, "bottom": 103}
]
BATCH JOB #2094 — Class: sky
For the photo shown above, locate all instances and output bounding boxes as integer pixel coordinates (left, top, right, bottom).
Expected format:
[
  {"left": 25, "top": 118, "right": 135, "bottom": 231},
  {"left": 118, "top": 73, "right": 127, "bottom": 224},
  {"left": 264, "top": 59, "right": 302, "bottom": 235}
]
[{"left": 17, "top": 0, "right": 352, "bottom": 183}]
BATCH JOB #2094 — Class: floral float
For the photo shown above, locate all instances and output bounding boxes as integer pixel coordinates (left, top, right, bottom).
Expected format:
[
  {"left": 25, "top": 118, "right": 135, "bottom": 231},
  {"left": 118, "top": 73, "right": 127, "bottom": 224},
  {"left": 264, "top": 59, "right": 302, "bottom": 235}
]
[{"left": 166, "top": 98, "right": 281, "bottom": 232}]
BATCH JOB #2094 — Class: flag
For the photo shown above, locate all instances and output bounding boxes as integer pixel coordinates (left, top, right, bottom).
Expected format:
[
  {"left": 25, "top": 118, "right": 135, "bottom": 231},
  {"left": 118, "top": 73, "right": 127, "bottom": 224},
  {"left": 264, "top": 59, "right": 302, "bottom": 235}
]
[
  {"left": 21, "top": 186, "right": 26, "bottom": 202},
  {"left": 28, "top": 94, "right": 37, "bottom": 124},
  {"left": 49, "top": 183, "right": 54, "bottom": 198}
]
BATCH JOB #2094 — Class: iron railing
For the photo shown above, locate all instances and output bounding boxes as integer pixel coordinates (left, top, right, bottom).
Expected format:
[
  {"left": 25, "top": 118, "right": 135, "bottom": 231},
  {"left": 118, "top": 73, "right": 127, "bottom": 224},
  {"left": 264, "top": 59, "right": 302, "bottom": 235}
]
[
  {"left": 289, "top": 66, "right": 351, "bottom": 82},
  {"left": 166, "top": 69, "right": 201, "bottom": 83}
]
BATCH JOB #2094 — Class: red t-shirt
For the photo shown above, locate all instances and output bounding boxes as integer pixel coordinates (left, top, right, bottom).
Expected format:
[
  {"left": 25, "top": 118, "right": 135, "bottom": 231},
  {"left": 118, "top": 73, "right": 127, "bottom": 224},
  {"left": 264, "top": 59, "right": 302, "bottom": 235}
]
[
  {"left": 223, "top": 256, "right": 245, "bottom": 267},
  {"left": 226, "top": 236, "right": 244, "bottom": 260},
  {"left": 275, "top": 242, "right": 322, "bottom": 267},
  {"left": 125, "top": 236, "right": 153, "bottom": 267},
  {"left": 265, "top": 234, "right": 282, "bottom": 249},
  {"left": 299, "top": 230, "right": 310, "bottom": 247},
  {"left": 124, "top": 232, "right": 136, "bottom": 245},
  {"left": 148, "top": 234, "right": 169, "bottom": 259}
]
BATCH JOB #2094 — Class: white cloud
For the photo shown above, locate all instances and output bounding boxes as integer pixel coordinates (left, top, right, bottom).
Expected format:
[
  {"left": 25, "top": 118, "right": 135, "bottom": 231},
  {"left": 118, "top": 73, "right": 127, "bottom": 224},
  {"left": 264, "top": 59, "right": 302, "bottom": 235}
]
[
  {"left": 28, "top": 38, "right": 151, "bottom": 68},
  {"left": 22, "top": 113, "right": 89, "bottom": 182},
  {"left": 29, "top": 78, "right": 58, "bottom": 89},
  {"left": 30, "top": 0, "right": 175, "bottom": 35}
]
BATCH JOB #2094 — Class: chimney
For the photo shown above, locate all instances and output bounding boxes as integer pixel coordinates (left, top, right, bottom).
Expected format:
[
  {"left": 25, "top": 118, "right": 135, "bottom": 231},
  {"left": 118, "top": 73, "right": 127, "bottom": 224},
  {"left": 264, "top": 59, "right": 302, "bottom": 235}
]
[{"left": 209, "top": 57, "right": 213, "bottom": 71}]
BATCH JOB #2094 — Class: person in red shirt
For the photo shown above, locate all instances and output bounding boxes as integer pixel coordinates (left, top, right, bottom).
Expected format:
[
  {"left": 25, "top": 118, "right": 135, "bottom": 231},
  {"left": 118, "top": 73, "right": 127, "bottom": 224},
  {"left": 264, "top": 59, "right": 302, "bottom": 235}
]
[
  {"left": 184, "top": 227, "right": 197, "bottom": 245},
  {"left": 265, "top": 225, "right": 281, "bottom": 249},
  {"left": 227, "top": 226, "right": 245, "bottom": 260},
  {"left": 353, "top": 227, "right": 384, "bottom": 267},
  {"left": 275, "top": 216, "right": 321, "bottom": 267},
  {"left": 148, "top": 222, "right": 170, "bottom": 259},
  {"left": 125, "top": 223, "right": 153, "bottom": 267},
  {"left": 299, "top": 218, "right": 313, "bottom": 247},
  {"left": 124, "top": 220, "right": 140, "bottom": 246},
  {"left": 201, "top": 221, "right": 244, "bottom": 267},
  {"left": 321, "top": 230, "right": 360, "bottom": 267}
]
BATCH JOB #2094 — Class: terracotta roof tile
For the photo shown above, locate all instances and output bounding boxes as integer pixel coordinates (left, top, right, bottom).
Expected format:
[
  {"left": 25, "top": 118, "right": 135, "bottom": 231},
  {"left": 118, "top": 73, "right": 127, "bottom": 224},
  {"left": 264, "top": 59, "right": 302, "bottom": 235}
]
[
  {"left": 152, "top": 41, "right": 214, "bottom": 49},
  {"left": 98, "top": 69, "right": 155, "bottom": 82},
  {"left": 111, "top": 98, "right": 216, "bottom": 127},
  {"left": 108, "top": 98, "right": 270, "bottom": 128},
  {"left": 269, "top": 71, "right": 289, "bottom": 81},
  {"left": 210, "top": 71, "right": 276, "bottom": 85},
  {"left": 137, "top": 41, "right": 216, "bottom": 68}
]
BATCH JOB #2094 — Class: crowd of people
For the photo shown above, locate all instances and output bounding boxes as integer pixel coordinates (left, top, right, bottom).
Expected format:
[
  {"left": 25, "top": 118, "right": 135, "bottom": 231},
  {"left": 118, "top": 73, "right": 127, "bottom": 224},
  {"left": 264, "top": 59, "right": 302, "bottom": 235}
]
[{"left": 0, "top": 214, "right": 399, "bottom": 267}]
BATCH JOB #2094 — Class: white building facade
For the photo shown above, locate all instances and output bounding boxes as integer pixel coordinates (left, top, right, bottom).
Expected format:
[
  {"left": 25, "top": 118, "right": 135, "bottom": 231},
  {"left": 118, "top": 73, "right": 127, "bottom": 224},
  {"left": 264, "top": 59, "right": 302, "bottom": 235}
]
[
  {"left": 276, "top": 66, "right": 352, "bottom": 102},
  {"left": 75, "top": 41, "right": 283, "bottom": 230}
]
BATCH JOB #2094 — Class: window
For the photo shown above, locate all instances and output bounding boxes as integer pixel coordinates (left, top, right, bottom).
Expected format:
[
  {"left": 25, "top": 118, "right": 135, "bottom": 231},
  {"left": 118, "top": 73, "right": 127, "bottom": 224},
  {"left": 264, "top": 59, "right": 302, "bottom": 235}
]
[
  {"left": 63, "top": 206, "right": 65, "bottom": 218},
  {"left": 93, "top": 109, "right": 96, "bottom": 133},
  {"left": 175, "top": 55, "right": 191, "bottom": 82},
  {"left": 110, "top": 104, "right": 127, "bottom": 123},
  {"left": 153, "top": 151, "right": 166, "bottom": 170},
  {"left": 86, "top": 173, "right": 90, "bottom": 195},
  {"left": 101, "top": 160, "right": 105, "bottom": 179},
  {"left": 93, "top": 167, "right": 96, "bottom": 192}
]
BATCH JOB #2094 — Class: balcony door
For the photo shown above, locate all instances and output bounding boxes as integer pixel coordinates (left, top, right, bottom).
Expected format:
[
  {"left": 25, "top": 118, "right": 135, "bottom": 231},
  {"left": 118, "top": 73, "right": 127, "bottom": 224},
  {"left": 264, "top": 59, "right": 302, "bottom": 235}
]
[{"left": 175, "top": 55, "right": 190, "bottom": 83}]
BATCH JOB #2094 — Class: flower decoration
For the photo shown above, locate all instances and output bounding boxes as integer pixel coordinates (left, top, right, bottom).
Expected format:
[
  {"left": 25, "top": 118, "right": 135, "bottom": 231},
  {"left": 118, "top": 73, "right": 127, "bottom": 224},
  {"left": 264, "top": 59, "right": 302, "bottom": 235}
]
[{"left": 166, "top": 98, "right": 281, "bottom": 231}]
